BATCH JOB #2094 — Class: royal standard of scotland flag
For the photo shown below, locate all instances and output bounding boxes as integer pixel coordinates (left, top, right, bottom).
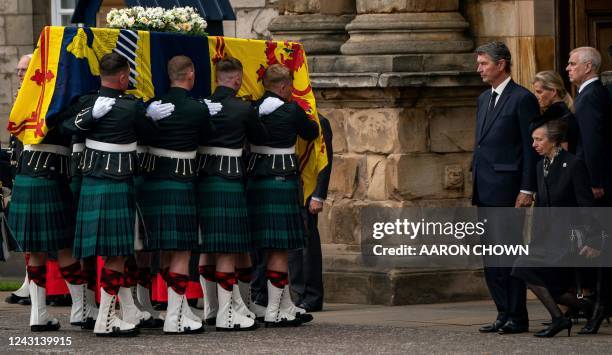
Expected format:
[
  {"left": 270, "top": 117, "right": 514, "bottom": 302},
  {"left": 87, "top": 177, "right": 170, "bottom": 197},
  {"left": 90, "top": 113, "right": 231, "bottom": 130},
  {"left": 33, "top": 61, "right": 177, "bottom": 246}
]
[{"left": 9, "top": 26, "right": 327, "bottom": 203}]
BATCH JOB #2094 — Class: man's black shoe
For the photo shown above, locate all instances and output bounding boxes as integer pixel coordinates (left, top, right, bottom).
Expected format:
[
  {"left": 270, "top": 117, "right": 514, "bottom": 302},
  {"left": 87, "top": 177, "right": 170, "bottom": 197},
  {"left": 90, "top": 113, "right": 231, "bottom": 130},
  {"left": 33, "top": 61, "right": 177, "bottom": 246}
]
[
  {"left": 5, "top": 293, "right": 29, "bottom": 305},
  {"left": 17, "top": 298, "right": 31, "bottom": 306},
  {"left": 298, "top": 303, "right": 322, "bottom": 313},
  {"left": 497, "top": 320, "right": 528, "bottom": 334},
  {"left": 478, "top": 320, "right": 505, "bottom": 333}
]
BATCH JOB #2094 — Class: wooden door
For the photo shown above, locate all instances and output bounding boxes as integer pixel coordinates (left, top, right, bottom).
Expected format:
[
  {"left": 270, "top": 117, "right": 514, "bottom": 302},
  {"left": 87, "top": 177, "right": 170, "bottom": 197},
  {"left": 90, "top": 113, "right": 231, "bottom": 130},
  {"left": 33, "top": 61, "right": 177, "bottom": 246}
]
[{"left": 557, "top": 0, "right": 612, "bottom": 86}]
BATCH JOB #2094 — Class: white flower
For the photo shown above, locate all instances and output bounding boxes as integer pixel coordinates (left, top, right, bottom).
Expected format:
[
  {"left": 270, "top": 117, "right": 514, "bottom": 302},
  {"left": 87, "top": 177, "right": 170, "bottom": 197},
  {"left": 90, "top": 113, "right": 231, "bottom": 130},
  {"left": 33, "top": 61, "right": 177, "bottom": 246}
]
[
  {"left": 104, "top": 6, "right": 207, "bottom": 33},
  {"left": 181, "top": 23, "right": 192, "bottom": 32}
]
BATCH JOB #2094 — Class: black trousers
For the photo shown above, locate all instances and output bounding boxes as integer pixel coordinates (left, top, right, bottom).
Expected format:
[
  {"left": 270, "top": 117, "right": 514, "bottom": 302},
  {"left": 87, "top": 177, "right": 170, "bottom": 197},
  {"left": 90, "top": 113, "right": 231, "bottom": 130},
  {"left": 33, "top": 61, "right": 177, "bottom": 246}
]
[
  {"left": 479, "top": 206, "right": 529, "bottom": 325},
  {"left": 288, "top": 211, "right": 324, "bottom": 308}
]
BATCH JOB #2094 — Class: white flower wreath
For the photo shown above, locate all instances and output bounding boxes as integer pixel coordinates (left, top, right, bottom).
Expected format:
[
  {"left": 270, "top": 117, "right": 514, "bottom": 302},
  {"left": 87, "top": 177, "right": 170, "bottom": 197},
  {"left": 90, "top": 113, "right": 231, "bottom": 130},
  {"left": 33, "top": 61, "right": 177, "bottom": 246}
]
[{"left": 106, "top": 6, "right": 207, "bottom": 36}]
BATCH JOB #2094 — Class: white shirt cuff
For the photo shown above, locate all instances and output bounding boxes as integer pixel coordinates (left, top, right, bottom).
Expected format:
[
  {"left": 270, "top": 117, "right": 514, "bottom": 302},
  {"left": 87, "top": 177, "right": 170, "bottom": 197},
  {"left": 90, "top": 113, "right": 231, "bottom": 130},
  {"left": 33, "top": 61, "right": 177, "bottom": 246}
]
[
  {"left": 520, "top": 190, "right": 534, "bottom": 195},
  {"left": 311, "top": 196, "right": 324, "bottom": 202}
]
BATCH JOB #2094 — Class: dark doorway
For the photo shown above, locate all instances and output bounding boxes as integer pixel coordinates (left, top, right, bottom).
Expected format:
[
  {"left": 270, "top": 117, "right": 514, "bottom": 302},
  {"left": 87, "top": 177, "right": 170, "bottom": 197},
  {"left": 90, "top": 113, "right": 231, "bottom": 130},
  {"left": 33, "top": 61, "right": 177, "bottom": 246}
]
[{"left": 557, "top": 0, "right": 612, "bottom": 87}]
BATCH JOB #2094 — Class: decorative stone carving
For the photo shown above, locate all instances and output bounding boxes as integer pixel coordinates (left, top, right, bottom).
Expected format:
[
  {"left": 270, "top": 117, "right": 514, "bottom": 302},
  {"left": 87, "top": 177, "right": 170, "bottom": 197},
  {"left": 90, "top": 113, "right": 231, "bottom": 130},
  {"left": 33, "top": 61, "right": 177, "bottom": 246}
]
[{"left": 444, "top": 165, "right": 464, "bottom": 190}]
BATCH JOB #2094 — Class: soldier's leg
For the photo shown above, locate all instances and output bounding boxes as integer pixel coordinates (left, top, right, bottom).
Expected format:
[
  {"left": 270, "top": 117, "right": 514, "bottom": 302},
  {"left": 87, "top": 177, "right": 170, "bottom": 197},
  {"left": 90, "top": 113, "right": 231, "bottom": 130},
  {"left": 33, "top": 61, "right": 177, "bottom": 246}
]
[
  {"left": 237, "top": 253, "right": 265, "bottom": 320},
  {"left": 134, "top": 251, "right": 163, "bottom": 325},
  {"left": 215, "top": 253, "right": 256, "bottom": 331},
  {"left": 94, "top": 256, "right": 138, "bottom": 337},
  {"left": 198, "top": 253, "right": 218, "bottom": 324},
  {"left": 264, "top": 250, "right": 303, "bottom": 327},
  {"left": 163, "top": 250, "right": 203, "bottom": 334},
  {"left": 28, "top": 252, "right": 60, "bottom": 332},
  {"left": 57, "top": 248, "right": 97, "bottom": 329}
]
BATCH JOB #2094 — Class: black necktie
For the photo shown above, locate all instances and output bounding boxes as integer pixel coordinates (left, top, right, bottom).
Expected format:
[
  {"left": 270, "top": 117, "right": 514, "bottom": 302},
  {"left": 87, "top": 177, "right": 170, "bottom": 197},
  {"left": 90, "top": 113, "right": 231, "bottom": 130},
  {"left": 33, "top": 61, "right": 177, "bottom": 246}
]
[{"left": 482, "top": 91, "right": 498, "bottom": 130}]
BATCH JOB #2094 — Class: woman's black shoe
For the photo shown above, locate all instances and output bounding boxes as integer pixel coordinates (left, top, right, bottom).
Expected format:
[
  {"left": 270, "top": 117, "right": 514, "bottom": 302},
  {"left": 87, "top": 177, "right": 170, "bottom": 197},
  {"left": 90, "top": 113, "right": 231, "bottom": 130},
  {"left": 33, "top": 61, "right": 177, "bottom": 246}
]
[
  {"left": 578, "top": 306, "right": 606, "bottom": 335},
  {"left": 534, "top": 318, "right": 572, "bottom": 337}
]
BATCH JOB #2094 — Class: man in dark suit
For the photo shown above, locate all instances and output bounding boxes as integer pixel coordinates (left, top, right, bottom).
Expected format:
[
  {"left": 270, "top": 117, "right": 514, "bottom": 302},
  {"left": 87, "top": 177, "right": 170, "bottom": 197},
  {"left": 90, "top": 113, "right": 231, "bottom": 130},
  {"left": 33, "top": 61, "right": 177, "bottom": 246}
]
[
  {"left": 289, "top": 114, "right": 333, "bottom": 312},
  {"left": 472, "top": 42, "right": 539, "bottom": 334},
  {"left": 567, "top": 47, "right": 612, "bottom": 206},
  {"left": 566, "top": 46, "right": 612, "bottom": 334}
]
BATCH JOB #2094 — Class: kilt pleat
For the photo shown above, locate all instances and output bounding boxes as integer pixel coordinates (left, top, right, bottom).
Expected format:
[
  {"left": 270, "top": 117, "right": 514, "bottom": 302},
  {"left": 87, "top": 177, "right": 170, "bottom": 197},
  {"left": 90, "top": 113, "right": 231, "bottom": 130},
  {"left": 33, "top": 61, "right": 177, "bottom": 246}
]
[
  {"left": 9, "top": 175, "right": 75, "bottom": 252},
  {"left": 73, "top": 177, "right": 135, "bottom": 259},
  {"left": 140, "top": 179, "right": 198, "bottom": 251},
  {"left": 198, "top": 175, "right": 251, "bottom": 253},
  {"left": 246, "top": 176, "right": 305, "bottom": 250},
  {"left": 69, "top": 175, "right": 82, "bottom": 208}
]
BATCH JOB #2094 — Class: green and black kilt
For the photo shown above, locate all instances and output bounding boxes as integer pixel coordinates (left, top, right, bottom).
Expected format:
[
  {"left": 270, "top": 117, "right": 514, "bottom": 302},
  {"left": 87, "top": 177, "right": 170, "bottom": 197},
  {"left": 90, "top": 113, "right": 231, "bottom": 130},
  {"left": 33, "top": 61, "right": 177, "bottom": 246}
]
[
  {"left": 69, "top": 175, "right": 82, "bottom": 207},
  {"left": 73, "top": 176, "right": 135, "bottom": 259},
  {"left": 198, "top": 175, "right": 251, "bottom": 253},
  {"left": 246, "top": 175, "right": 305, "bottom": 250},
  {"left": 132, "top": 175, "right": 151, "bottom": 251},
  {"left": 69, "top": 151, "right": 83, "bottom": 205},
  {"left": 9, "top": 175, "right": 75, "bottom": 252},
  {"left": 139, "top": 178, "right": 198, "bottom": 251}
]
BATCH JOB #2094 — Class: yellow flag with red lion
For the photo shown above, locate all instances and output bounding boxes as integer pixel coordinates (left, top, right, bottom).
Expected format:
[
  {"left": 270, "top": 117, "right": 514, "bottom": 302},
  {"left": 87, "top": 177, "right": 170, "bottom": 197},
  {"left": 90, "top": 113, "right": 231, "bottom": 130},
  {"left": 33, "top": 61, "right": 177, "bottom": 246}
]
[{"left": 208, "top": 36, "right": 328, "bottom": 204}]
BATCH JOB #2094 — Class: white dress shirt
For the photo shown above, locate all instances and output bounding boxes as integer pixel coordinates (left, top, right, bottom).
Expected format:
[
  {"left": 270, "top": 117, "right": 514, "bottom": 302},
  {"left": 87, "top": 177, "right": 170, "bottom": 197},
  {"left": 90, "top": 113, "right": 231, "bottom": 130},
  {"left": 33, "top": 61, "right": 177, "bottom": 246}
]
[
  {"left": 491, "top": 75, "right": 512, "bottom": 107},
  {"left": 578, "top": 77, "right": 599, "bottom": 94}
]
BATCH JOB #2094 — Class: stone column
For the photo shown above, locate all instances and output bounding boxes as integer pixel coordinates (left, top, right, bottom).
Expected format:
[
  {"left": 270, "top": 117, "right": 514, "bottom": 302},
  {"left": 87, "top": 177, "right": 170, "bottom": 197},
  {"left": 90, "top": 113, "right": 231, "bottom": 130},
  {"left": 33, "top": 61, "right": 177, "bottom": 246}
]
[
  {"left": 302, "top": 0, "right": 489, "bottom": 305},
  {"left": 341, "top": 0, "right": 472, "bottom": 55},
  {"left": 269, "top": 0, "right": 355, "bottom": 55}
]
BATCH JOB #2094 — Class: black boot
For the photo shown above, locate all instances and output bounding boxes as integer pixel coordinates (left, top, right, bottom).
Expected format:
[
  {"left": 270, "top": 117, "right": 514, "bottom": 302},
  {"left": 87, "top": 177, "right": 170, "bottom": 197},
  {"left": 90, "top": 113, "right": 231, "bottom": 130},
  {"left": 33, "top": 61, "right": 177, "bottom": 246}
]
[
  {"left": 578, "top": 305, "right": 606, "bottom": 335},
  {"left": 534, "top": 317, "right": 572, "bottom": 337}
]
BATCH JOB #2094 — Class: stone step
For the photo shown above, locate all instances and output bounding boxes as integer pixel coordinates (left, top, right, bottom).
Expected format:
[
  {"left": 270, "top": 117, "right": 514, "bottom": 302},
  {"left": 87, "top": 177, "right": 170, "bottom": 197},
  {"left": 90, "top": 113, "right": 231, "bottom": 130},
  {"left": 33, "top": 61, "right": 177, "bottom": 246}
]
[{"left": 321, "top": 245, "right": 489, "bottom": 305}]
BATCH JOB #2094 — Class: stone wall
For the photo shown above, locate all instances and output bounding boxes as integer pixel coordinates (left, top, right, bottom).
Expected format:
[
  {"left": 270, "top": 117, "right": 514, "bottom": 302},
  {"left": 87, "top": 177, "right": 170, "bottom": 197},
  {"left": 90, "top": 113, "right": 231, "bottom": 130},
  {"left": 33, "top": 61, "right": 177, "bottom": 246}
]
[
  {"left": 265, "top": 0, "right": 494, "bottom": 305},
  {"left": 463, "top": 0, "right": 556, "bottom": 88},
  {"left": 0, "top": 0, "right": 36, "bottom": 146},
  {"left": 224, "top": 0, "right": 280, "bottom": 39}
]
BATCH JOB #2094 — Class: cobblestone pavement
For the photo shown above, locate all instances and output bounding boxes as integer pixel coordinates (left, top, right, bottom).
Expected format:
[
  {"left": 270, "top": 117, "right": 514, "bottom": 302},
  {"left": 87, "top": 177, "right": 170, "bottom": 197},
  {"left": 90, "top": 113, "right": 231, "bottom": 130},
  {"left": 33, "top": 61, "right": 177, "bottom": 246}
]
[{"left": 0, "top": 292, "right": 610, "bottom": 354}]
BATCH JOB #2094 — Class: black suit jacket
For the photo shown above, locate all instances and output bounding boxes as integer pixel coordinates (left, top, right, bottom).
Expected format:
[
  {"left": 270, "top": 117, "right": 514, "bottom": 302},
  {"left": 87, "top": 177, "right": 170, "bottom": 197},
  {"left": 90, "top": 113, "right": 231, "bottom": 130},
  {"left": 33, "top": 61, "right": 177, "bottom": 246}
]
[
  {"left": 536, "top": 150, "right": 593, "bottom": 207},
  {"left": 312, "top": 115, "right": 333, "bottom": 200},
  {"left": 472, "top": 79, "right": 539, "bottom": 206},
  {"left": 573, "top": 80, "right": 612, "bottom": 191},
  {"left": 532, "top": 150, "right": 597, "bottom": 254}
]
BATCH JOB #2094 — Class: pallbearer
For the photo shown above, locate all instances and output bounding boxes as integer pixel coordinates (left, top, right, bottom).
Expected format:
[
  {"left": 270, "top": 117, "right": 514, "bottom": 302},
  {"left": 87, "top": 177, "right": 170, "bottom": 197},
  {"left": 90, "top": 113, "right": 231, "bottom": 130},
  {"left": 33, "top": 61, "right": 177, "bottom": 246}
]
[
  {"left": 198, "top": 57, "right": 266, "bottom": 331},
  {"left": 69, "top": 53, "right": 173, "bottom": 336},
  {"left": 247, "top": 64, "right": 319, "bottom": 327},
  {"left": 139, "top": 55, "right": 214, "bottom": 334},
  {"left": 8, "top": 72, "right": 107, "bottom": 333}
]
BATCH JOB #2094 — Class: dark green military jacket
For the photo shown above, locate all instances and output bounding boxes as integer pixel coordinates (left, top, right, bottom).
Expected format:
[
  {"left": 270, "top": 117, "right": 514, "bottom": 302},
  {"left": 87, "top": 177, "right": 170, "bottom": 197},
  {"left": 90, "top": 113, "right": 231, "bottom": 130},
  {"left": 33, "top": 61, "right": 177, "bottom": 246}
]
[
  {"left": 248, "top": 91, "right": 319, "bottom": 177},
  {"left": 17, "top": 93, "right": 97, "bottom": 180},
  {"left": 143, "top": 87, "right": 213, "bottom": 181},
  {"left": 62, "top": 86, "right": 158, "bottom": 181},
  {"left": 199, "top": 86, "right": 267, "bottom": 179}
]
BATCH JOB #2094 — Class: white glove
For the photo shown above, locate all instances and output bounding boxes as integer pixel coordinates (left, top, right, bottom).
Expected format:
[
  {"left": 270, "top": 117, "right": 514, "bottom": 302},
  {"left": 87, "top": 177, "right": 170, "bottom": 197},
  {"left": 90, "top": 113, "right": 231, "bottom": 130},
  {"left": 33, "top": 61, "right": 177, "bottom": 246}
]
[
  {"left": 204, "top": 99, "right": 223, "bottom": 116},
  {"left": 258, "top": 97, "right": 284, "bottom": 117},
  {"left": 146, "top": 100, "right": 175, "bottom": 121},
  {"left": 92, "top": 96, "right": 116, "bottom": 120}
]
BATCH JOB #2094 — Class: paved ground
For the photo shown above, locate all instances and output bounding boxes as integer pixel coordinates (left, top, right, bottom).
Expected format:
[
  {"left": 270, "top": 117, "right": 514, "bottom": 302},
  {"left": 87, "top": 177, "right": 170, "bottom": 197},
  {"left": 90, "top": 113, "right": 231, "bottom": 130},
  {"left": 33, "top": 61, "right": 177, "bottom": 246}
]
[{"left": 0, "top": 291, "right": 611, "bottom": 354}]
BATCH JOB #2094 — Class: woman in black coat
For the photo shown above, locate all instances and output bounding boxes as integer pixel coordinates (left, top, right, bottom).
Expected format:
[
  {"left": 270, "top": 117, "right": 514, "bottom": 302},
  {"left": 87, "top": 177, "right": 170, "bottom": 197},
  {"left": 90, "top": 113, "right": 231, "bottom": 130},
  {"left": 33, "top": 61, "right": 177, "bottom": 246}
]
[
  {"left": 532, "top": 71, "right": 579, "bottom": 153},
  {"left": 512, "top": 115, "right": 596, "bottom": 337}
]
